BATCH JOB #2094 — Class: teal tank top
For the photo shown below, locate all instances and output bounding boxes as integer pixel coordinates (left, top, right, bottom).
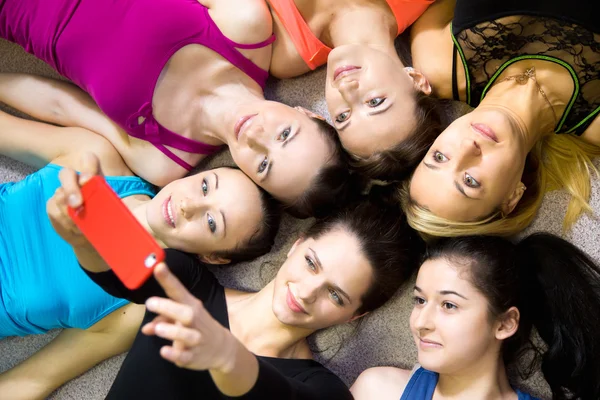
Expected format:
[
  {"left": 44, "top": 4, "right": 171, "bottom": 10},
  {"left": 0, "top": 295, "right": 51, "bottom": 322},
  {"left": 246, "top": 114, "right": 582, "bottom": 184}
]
[{"left": 0, "top": 164, "right": 156, "bottom": 337}]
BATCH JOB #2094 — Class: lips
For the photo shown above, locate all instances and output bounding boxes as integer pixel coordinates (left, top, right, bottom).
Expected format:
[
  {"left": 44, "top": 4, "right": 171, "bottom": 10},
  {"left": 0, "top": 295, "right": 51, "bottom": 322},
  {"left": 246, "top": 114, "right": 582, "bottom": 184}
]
[
  {"left": 333, "top": 65, "right": 361, "bottom": 81},
  {"left": 162, "top": 196, "right": 176, "bottom": 228},
  {"left": 234, "top": 114, "right": 257, "bottom": 141},
  {"left": 286, "top": 286, "right": 307, "bottom": 314},
  {"left": 419, "top": 337, "right": 443, "bottom": 349},
  {"left": 471, "top": 123, "right": 498, "bottom": 143}
]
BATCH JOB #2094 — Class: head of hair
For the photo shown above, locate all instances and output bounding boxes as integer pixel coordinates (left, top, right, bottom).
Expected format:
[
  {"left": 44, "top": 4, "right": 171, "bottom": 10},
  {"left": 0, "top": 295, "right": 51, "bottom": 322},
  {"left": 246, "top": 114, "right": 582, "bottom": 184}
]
[
  {"left": 349, "top": 91, "right": 448, "bottom": 182},
  {"left": 425, "top": 233, "right": 600, "bottom": 399},
  {"left": 400, "top": 131, "right": 600, "bottom": 239},
  {"left": 303, "top": 201, "right": 424, "bottom": 315},
  {"left": 212, "top": 183, "right": 281, "bottom": 263},
  {"left": 285, "top": 117, "right": 363, "bottom": 219}
]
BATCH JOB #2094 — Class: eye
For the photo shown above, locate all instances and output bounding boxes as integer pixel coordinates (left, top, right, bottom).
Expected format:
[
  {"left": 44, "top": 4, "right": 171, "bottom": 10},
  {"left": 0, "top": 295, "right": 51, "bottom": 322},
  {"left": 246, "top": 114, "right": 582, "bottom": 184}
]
[
  {"left": 257, "top": 157, "right": 269, "bottom": 173},
  {"left": 305, "top": 256, "right": 316, "bottom": 271},
  {"left": 207, "top": 214, "right": 217, "bottom": 233},
  {"left": 329, "top": 289, "right": 344, "bottom": 306},
  {"left": 433, "top": 151, "right": 448, "bottom": 163},
  {"left": 201, "top": 178, "right": 209, "bottom": 196},
  {"left": 413, "top": 296, "right": 426, "bottom": 306},
  {"left": 464, "top": 173, "right": 480, "bottom": 188},
  {"left": 367, "top": 97, "right": 386, "bottom": 107},
  {"left": 335, "top": 111, "right": 350, "bottom": 123},
  {"left": 278, "top": 127, "right": 291, "bottom": 141},
  {"left": 442, "top": 302, "right": 457, "bottom": 311}
]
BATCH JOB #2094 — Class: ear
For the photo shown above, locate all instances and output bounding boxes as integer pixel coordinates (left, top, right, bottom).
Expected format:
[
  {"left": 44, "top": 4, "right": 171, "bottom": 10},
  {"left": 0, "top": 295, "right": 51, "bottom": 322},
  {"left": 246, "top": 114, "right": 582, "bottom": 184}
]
[
  {"left": 294, "top": 106, "right": 326, "bottom": 121},
  {"left": 495, "top": 306, "right": 520, "bottom": 341},
  {"left": 198, "top": 254, "right": 231, "bottom": 265},
  {"left": 404, "top": 67, "right": 432, "bottom": 95},
  {"left": 500, "top": 182, "right": 526, "bottom": 216},
  {"left": 348, "top": 311, "right": 368, "bottom": 323}
]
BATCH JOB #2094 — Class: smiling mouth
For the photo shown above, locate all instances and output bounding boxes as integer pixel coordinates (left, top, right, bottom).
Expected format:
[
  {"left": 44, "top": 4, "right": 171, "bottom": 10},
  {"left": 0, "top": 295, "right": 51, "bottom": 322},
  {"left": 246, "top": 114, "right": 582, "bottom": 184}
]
[
  {"left": 234, "top": 114, "right": 257, "bottom": 141},
  {"left": 162, "top": 196, "right": 176, "bottom": 228},
  {"left": 333, "top": 65, "right": 361, "bottom": 81},
  {"left": 286, "top": 285, "right": 307, "bottom": 314}
]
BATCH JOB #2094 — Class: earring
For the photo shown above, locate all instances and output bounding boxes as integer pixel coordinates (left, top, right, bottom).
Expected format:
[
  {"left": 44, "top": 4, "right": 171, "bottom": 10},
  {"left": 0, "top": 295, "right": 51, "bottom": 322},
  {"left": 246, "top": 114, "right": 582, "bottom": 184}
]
[
  {"left": 520, "top": 183, "right": 527, "bottom": 191},
  {"left": 405, "top": 67, "right": 415, "bottom": 73}
]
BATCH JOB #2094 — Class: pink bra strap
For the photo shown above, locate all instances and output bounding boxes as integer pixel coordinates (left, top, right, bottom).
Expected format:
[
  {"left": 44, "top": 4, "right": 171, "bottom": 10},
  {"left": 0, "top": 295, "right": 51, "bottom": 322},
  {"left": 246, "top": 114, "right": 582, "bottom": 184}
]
[
  {"left": 153, "top": 143, "right": 195, "bottom": 171},
  {"left": 224, "top": 33, "right": 276, "bottom": 50}
]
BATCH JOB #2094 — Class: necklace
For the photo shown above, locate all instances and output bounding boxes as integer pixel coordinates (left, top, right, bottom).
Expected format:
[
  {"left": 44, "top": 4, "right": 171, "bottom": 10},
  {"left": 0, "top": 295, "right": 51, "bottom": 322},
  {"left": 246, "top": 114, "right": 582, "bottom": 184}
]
[{"left": 494, "top": 66, "right": 558, "bottom": 128}]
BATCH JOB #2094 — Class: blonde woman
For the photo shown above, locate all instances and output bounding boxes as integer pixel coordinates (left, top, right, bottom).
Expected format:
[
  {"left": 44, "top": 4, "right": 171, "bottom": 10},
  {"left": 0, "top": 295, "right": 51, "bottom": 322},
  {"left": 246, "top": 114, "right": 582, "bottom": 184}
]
[{"left": 398, "top": 0, "right": 599, "bottom": 237}]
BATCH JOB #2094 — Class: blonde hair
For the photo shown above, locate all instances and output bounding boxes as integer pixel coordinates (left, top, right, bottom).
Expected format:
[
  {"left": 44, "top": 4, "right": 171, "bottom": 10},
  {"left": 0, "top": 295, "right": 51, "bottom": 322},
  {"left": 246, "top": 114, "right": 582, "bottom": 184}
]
[{"left": 400, "top": 133, "right": 600, "bottom": 239}]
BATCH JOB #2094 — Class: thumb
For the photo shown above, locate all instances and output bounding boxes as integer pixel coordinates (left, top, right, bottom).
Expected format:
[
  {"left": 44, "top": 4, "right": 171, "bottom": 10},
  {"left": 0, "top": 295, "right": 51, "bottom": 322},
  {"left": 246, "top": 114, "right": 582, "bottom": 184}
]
[{"left": 78, "top": 152, "right": 103, "bottom": 185}]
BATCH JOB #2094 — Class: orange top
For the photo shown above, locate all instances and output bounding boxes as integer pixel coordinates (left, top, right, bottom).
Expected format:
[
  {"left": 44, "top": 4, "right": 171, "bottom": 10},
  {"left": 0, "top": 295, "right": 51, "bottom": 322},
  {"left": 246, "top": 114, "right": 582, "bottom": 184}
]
[{"left": 268, "top": 0, "right": 435, "bottom": 70}]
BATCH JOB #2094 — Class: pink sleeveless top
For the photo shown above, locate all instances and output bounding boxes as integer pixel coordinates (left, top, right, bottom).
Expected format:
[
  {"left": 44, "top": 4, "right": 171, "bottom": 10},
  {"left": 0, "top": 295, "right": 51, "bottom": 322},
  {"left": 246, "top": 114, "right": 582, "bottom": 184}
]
[{"left": 0, "top": 0, "right": 275, "bottom": 171}]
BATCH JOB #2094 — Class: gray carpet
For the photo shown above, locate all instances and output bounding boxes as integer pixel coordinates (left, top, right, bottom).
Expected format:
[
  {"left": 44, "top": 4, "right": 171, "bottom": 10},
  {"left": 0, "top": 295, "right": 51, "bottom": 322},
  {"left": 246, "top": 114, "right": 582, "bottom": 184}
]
[{"left": 1, "top": 38, "right": 599, "bottom": 399}]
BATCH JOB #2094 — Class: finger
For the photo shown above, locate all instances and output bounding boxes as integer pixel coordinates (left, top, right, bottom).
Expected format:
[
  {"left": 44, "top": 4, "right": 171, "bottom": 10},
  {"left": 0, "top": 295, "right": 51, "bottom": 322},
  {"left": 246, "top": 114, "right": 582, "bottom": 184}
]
[
  {"left": 154, "top": 323, "right": 201, "bottom": 347},
  {"left": 141, "top": 315, "right": 171, "bottom": 336},
  {"left": 58, "top": 167, "right": 84, "bottom": 208},
  {"left": 78, "top": 152, "right": 103, "bottom": 185},
  {"left": 159, "top": 345, "right": 194, "bottom": 367},
  {"left": 47, "top": 189, "right": 81, "bottom": 236},
  {"left": 153, "top": 263, "right": 195, "bottom": 304},
  {"left": 145, "top": 297, "right": 194, "bottom": 326}
]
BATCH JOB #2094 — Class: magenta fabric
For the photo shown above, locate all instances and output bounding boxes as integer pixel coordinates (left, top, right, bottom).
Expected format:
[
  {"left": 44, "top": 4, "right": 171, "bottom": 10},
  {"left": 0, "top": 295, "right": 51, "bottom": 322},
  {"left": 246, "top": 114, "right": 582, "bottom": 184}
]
[{"left": 0, "top": 0, "right": 275, "bottom": 170}]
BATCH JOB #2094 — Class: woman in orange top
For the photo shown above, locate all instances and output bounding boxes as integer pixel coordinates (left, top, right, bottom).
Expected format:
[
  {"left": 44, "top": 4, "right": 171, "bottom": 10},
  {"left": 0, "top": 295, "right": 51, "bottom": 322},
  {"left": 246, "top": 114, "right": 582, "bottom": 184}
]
[{"left": 267, "top": 0, "right": 436, "bottom": 161}]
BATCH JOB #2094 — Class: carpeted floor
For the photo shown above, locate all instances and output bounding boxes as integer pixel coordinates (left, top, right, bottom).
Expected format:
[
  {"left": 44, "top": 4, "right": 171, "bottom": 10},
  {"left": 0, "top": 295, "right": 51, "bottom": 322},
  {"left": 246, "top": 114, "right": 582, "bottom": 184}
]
[{"left": 1, "top": 38, "right": 599, "bottom": 399}]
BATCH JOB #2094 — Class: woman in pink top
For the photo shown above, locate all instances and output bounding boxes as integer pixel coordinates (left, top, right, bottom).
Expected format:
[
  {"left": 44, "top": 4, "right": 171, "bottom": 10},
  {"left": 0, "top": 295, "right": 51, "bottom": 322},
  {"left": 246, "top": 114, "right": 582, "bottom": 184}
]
[{"left": 0, "top": 0, "right": 353, "bottom": 217}]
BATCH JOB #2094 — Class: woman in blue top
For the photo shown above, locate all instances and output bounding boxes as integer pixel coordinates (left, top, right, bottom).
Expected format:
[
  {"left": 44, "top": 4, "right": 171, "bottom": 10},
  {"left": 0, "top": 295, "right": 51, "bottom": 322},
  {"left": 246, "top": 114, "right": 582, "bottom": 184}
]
[
  {"left": 352, "top": 234, "right": 600, "bottom": 400},
  {"left": 0, "top": 104, "right": 280, "bottom": 398}
]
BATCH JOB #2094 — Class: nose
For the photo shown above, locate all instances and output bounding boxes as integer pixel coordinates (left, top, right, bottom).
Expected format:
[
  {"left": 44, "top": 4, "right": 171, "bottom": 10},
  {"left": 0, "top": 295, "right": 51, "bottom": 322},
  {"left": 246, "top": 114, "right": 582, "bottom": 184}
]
[
  {"left": 179, "top": 196, "right": 209, "bottom": 220},
  {"left": 244, "top": 124, "right": 268, "bottom": 150},
  {"left": 296, "top": 276, "right": 322, "bottom": 305},
  {"left": 338, "top": 79, "right": 360, "bottom": 103},
  {"left": 413, "top": 303, "right": 435, "bottom": 332},
  {"left": 455, "top": 138, "right": 481, "bottom": 168}
]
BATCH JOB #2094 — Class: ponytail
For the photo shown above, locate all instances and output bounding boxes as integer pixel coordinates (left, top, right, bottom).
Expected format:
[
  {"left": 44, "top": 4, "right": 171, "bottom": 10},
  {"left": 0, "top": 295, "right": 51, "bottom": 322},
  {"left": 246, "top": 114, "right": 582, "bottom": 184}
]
[
  {"left": 515, "top": 233, "right": 600, "bottom": 400},
  {"left": 426, "top": 234, "right": 600, "bottom": 399}
]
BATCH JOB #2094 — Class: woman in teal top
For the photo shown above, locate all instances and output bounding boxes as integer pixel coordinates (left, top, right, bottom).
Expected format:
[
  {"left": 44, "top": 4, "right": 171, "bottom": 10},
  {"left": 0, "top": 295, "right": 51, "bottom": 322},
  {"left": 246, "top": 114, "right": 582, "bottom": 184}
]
[{"left": 0, "top": 104, "right": 281, "bottom": 398}]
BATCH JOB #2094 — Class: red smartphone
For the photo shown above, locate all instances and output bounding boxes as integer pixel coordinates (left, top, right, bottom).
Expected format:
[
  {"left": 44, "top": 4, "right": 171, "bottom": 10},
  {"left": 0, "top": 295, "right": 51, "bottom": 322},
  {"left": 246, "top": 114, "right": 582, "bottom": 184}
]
[{"left": 68, "top": 175, "right": 164, "bottom": 289}]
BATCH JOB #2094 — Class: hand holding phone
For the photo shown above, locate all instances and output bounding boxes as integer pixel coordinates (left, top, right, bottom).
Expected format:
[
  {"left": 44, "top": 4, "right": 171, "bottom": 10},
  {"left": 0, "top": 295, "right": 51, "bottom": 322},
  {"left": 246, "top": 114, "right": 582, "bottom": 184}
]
[{"left": 67, "top": 175, "right": 164, "bottom": 289}]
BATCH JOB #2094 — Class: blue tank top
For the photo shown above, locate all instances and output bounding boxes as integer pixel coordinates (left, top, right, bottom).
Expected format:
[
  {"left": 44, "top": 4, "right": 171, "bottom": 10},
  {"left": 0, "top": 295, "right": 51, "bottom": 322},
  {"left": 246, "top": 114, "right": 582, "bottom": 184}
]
[
  {"left": 400, "top": 366, "right": 540, "bottom": 400},
  {"left": 0, "top": 164, "right": 156, "bottom": 337}
]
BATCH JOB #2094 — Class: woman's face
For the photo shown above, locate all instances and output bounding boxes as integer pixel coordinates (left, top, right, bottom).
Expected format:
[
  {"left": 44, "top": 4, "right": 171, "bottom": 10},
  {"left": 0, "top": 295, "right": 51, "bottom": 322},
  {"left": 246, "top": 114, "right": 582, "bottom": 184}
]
[
  {"left": 325, "top": 44, "right": 429, "bottom": 158},
  {"left": 227, "top": 102, "right": 333, "bottom": 204},
  {"left": 272, "top": 228, "right": 373, "bottom": 331},
  {"left": 410, "top": 107, "right": 528, "bottom": 221},
  {"left": 147, "top": 168, "right": 263, "bottom": 260},
  {"left": 410, "top": 258, "right": 502, "bottom": 374}
]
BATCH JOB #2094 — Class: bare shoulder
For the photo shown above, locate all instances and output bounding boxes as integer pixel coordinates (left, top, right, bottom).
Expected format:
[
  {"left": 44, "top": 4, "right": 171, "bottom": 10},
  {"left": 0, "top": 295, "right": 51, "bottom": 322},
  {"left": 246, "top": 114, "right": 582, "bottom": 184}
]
[
  {"left": 410, "top": 0, "right": 456, "bottom": 98},
  {"left": 350, "top": 366, "right": 412, "bottom": 400},
  {"left": 208, "top": 0, "right": 273, "bottom": 45},
  {"left": 580, "top": 116, "right": 600, "bottom": 148}
]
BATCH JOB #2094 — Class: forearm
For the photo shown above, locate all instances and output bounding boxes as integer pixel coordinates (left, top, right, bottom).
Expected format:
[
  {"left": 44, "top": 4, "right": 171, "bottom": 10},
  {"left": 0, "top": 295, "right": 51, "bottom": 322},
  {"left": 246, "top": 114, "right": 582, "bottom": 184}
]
[
  {"left": 210, "top": 338, "right": 259, "bottom": 397},
  {"left": 0, "top": 73, "right": 85, "bottom": 126}
]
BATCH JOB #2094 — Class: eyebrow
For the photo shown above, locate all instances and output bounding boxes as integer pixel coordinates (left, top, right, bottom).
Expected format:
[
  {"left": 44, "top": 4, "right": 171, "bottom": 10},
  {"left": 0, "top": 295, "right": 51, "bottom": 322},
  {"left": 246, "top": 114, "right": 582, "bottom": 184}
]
[
  {"left": 337, "top": 120, "right": 352, "bottom": 132},
  {"left": 367, "top": 102, "right": 394, "bottom": 116},
  {"left": 424, "top": 162, "right": 474, "bottom": 200},
  {"left": 220, "top": 210, "right": 227, "bottom": 238},
  {"left": 260, "top": 161, "right": 273, "bottom": 182},
  {"left": 282, "top": 128, "right": 301, "bottom": 149},
  {"left": 454, "top": 180, "right": 473, "bottom": 199},
  {"left": 213, "top": 172, "right": 219, "bottom": 190},
  {"left": 309, "top": 247, "right": 352, "bottom": 304},
  {"left": 414, "top": 286, "right": 469, "bottom": 300}
]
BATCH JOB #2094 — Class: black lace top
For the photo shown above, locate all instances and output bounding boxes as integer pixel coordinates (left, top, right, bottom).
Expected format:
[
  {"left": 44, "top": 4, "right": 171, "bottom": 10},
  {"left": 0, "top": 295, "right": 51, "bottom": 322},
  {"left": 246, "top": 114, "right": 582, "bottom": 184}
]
[{"left": 451, "top": 0, "right": 600, "bottom": 135}]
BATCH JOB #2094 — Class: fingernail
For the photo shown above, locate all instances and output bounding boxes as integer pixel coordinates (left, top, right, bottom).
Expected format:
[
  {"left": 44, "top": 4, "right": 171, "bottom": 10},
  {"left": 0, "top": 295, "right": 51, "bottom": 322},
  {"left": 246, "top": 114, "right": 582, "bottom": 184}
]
[
  {"left": 68, "top": 194, "right": 80, "bottom": 207},
  {"left": 156, "top": 324, "right": 165, "bottom": 334},
  {"left": 146, "top": 299, "right": 157, "bottom": 309}
]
